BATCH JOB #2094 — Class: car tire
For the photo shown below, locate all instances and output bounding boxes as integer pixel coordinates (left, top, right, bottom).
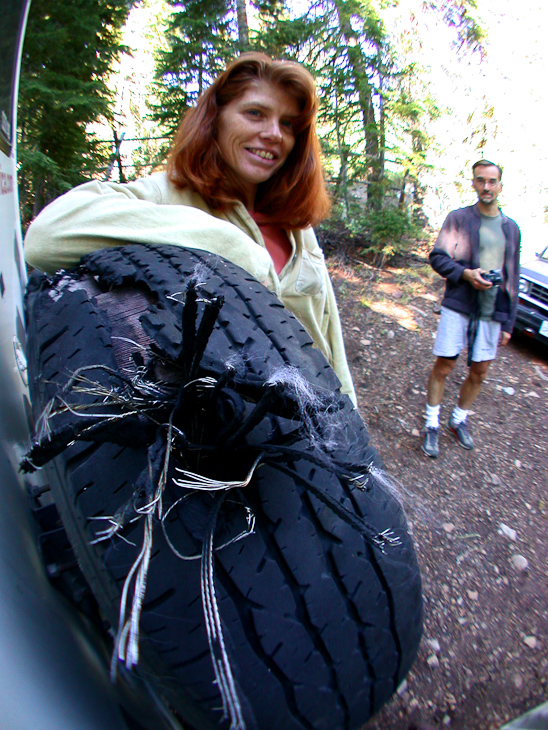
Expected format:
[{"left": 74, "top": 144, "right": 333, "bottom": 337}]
[{"left": 25, "top": 243, "right": 422, "bottom": 730}]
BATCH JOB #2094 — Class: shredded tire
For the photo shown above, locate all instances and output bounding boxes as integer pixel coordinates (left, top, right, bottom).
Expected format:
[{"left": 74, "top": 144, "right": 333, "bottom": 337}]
[{"left": 25, "top": 244, "right": 422, "bottom": 730}]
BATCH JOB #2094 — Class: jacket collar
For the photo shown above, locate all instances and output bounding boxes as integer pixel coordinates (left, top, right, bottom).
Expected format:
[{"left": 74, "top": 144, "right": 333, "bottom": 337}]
[{"left": 471, "top": 202, "right": 508, "bottom": 224}]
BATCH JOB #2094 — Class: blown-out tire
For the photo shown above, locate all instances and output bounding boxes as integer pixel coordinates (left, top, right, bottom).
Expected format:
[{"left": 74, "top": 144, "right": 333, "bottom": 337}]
[{"left": 25, "top": 244, "right": 422, "bottom": 730}]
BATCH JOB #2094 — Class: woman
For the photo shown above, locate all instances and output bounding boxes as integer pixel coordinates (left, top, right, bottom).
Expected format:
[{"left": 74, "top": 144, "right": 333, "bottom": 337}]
[{"left": 24, "top": 52, "right": 356, "bottom": 404}]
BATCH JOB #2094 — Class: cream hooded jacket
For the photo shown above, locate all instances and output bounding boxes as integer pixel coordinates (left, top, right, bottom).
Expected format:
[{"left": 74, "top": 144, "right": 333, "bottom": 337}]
[{"left": 24, "top": 172, "right": 356, "bottom": 404}]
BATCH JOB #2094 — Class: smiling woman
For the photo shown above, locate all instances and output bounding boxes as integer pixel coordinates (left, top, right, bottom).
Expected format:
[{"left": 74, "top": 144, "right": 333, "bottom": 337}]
[{"left": 24, "top": 52, "right": 354, "bottom": 402}]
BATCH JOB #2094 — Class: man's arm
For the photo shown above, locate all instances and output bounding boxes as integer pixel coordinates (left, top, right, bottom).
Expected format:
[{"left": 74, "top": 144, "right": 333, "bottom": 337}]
[
  {"left": 429, "top": 210, "right": 468, "bottom": 284},
  {"left": 430, "top": 208, "right": 495, "bottom": 292}
]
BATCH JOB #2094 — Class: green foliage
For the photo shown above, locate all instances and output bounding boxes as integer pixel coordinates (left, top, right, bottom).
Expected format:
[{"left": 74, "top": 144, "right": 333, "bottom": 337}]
[
  {"left": 272, "top": 0, "right": 483, "bottom": 230},
  {"left": 301, "top": 0, "right": 387, "bottom": 177},
  {"left": 320, "top": 187, "right": 424, "bottom": 268},
  {"left": 266, "top": 0, "right": 432, "bottom": 217},
  {"left": 150, "top": 0, "right": 236, "bottom": 135},
  {"left": 150, "top": 0, "right": 296, "bottom": 136},
  {"left": 360, "top": 206, "right": 414, "bottom": 265},
  {"left": 18, "top": 0, "right": 132, "bottom": 226},
  {"left": 15, "top": 0, "right": 487, "bottom": 239},
  {"left": 424, "top": 0, "right": 485, "bottom": 55},
  {"left": 252, "top": 2, "right": 307, "bottom": 57}
]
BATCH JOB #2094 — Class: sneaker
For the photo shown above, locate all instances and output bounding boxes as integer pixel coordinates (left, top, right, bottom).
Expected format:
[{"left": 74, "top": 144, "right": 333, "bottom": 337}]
[
  {"left": 447, "top": 417, "right": 474, "bottom": 450},
  {"left": 422, "top": 427, "right": 439, "bottom": 458}
]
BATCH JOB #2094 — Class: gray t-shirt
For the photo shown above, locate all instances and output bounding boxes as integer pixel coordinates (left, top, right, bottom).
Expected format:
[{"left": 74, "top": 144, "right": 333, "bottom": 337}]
[{"left": 478, "top": 213, "right": 505, "bottom": 319}]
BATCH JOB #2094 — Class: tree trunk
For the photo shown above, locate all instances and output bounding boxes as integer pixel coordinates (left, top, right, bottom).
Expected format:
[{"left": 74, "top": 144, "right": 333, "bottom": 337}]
[
  {"left": 333, "top": 0, "right": 381, "bottom": 209},
  {"left": 236, "top": 0, "right": 250, "bottom": 50},
  {"left": 334, "top": 94, "right": 350, "bottom": 219},
  {"left": 378, "top": 52, "right": 386, "bottom": 181},
  {"left": 399, "top": 169, "right": 410, "bottom": 210}
]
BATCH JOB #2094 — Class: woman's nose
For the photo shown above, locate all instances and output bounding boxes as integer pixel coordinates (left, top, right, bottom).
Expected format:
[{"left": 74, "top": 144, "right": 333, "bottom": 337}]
[{"left": 260, "top": 118, "right": 282, "bottom": 141}]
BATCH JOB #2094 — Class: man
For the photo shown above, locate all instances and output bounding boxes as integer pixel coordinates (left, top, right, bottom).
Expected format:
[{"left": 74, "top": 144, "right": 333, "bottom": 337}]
[{"left": 422, "top": 159, "right": 520, "bottom": 457}]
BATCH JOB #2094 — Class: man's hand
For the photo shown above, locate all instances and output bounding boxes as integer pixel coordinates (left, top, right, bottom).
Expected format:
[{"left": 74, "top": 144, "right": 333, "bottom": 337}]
[
  {"left": 462, "top": 268, "right": 493, "bottom": 291},
  {"left": 500, "top": 331, "right": 511, "bottom": 346}
]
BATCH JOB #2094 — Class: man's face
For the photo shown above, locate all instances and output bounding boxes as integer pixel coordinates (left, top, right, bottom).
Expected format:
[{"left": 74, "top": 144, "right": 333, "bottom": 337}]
[{"left": 472, "top": 165, "right": 502, "bottom": 206}]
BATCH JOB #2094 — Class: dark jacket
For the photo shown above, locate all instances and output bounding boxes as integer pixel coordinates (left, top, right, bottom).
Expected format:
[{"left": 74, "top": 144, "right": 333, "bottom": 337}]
[{"left": 429, "top": 203, "right": 521, "bottom": 333}]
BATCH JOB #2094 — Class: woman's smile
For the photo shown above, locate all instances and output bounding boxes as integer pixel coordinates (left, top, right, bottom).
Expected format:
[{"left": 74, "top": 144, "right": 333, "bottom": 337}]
[{"left": 247, "top": 148, "right": 276, "bottom": 160}]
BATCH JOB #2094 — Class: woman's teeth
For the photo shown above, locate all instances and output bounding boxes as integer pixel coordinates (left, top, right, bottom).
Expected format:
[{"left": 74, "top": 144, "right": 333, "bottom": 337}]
[{"left": 249, "top": 149, "right": 274, "bottom": 160}]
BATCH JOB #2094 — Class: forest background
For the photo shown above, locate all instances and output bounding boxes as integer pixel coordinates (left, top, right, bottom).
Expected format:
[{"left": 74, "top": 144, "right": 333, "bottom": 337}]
[{"left": 17, "top": 0, "right": 548, "bottom": 264}]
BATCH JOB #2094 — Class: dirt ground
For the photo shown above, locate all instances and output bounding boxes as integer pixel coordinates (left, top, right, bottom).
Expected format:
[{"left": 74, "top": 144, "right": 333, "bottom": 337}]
[{"left": 327, "top": 251, "right": 548, "bottom": 730}]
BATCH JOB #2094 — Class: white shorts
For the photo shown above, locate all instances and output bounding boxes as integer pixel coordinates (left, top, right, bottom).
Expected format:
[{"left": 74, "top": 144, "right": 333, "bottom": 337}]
[{"left": 433, "top": 306, "right": 501, "bottom": 362}]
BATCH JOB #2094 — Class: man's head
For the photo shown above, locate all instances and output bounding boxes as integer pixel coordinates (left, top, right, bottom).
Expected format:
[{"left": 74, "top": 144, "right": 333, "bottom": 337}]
[{"left": 472, "top": 159, "right": 503, "bottom": 211}]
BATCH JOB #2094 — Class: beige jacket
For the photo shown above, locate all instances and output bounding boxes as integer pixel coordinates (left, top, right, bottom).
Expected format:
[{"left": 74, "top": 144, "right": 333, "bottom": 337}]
[{"left": 24, "top": 172, "right": 356, "bottom": 403}]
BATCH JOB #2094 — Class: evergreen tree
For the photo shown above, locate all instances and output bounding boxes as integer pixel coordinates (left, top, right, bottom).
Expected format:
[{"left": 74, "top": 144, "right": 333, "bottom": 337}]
[
  {"left": 423, "top": 0, "right": 485, "bottom": 53},
  {"left": 271, "top": 0, "right": 484, "bottom": 260},
  {"left": 18, "top": 0, "right": 132, "bottom": 225},
  {"left": 284, "top": 0, "right": 388, "bottom": 211},
  {"left": 251, "top": 0, "right": 304, "bottom": 58},
  {"left": 150, "top": 0, "right": 235, "bottom": 136},
  {"left": 236, "top": 0, "right": 251, "bottom": 50},
  {"left": 150, "top": 0, "right": 285, "bottom": 138}
]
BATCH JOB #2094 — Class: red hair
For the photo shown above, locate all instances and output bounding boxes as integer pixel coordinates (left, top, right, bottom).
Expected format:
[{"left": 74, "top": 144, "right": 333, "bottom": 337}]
[{"left": 166, "top": 53, "right": 331, "bottom": 229}]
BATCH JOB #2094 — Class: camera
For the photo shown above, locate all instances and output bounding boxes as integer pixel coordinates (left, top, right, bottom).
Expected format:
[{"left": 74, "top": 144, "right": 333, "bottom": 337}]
[{"left": 482, "top": 269, "right": 503, "bottom": 286}]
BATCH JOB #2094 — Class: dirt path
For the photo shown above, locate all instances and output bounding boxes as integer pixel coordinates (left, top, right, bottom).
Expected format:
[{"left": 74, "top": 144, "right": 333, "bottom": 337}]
[{"left": 328, "top": 254, "right": 548, "bottom": 730}]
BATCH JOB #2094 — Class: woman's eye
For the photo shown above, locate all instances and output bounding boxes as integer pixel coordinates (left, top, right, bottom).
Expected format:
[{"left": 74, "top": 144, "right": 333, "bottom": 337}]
[
  {"left": 247, "top": 109, "right": 262, "bottom": 118},
  {"left": 281, "top": 120, "right": 294, "bottom": 131}
]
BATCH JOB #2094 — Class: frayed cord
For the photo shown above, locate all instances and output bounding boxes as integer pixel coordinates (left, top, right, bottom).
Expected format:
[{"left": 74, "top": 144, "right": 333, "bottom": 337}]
[
  {"left": 173, "top": 454, "right": 263, "bottom": 492},
  {"left": 161, "top": 497, "right": 255, "bottom": 562},
  {"left": 201, "top": 494, "right": 246, "bottom": 730},
  {"left": 367, "top": 465, "right": 429, "bottom": 525},
  {"left": 265, "top": 366, "right": 342, "bottom": 452},
  {"left": 110, "top": 417, "right": 174, "bottom": 678},
  {"left": 110, "top": 511, "right": 153, "bottom": 677},
  {"left": 35, "top": 397, "right": 56, "bottom": 443}
]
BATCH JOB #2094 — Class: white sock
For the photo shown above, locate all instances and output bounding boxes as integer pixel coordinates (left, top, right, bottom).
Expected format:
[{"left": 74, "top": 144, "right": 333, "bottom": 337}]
[
  {"left": 452, "top": 406, "right": 469, "bottom": 424},
  {"left": 425, "top": 404, "right": 440, "bottom": 429}
]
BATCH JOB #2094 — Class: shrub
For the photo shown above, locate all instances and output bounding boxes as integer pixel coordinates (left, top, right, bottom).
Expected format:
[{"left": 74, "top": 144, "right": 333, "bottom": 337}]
[{"left": 318, "top": 202, "right": 424, "bottom": 268}]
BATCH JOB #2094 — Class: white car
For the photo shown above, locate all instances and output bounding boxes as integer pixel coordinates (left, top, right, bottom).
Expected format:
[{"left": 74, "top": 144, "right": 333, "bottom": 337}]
[{"left": 515, "top": 245, "right": 548, "bottom": 344}]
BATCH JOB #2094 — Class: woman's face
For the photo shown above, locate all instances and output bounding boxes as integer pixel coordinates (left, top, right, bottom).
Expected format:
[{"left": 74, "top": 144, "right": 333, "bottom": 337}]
[{"left": 216, "top": 80, "right": 300, "bottom": 208}]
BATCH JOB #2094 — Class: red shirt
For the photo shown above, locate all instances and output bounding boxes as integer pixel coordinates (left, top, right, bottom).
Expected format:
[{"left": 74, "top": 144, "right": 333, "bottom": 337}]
[{"left": 250, "top": 211, "right": 292, "bottom": 275}]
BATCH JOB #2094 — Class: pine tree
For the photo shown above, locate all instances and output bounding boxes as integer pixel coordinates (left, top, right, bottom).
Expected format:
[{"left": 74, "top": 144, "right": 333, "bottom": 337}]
[
  {"left": 150, "top": 0, "right": 286, "bottom": 138},
  {"left": 275, "top": 0, "right": 484, "bottom": 259},
  {"left": 150, "top": 0, "right": 236, "bottom": 136},
  {"left": 284, "top": 0, "right": 388, "bottom": 211},
  {"left": 18, "top": 0, "right": 132, "bottom": 225},
  {"left": 423, "top": 0, "right": 485, "bottom": 53}
]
